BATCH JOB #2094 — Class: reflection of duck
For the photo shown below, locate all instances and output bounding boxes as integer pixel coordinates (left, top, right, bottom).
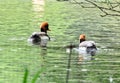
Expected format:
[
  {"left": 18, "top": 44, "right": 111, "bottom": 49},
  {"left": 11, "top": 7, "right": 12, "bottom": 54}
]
[
  {"left": 78, "top": 34, "right": 97, "bottom": 62},
  {"left": 28, "top": 32, "right": 49, "bottom": 47}
]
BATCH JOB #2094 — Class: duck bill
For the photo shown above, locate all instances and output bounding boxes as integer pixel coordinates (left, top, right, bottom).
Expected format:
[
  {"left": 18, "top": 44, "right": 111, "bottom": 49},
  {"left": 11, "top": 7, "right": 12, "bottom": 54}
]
[{"left": 48, "top": 29, "right": 51, "bottom": 31}]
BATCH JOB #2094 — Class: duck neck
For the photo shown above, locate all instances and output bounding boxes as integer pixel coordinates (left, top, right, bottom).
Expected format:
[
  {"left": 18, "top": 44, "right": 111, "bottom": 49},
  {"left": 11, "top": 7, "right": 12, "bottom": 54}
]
[
  {"left": 80, "top": 39, "right": 85, "bottom": 43},
  {"left": 40, "top": 28, "right": 47, "bottom": 33}
]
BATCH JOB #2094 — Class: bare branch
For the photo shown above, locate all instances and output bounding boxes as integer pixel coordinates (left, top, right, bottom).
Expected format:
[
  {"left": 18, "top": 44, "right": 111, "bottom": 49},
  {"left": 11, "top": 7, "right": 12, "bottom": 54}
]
[
  {"left": 112, "top": 4, "right": 120, "bottom": 9},
  {"left": 72, "top": 0, "right": 82, "bottom": 5},
  {"left": 72, "top": 0, "right": 120, "bottom": 17},
  {"left": 101, "top": 13, "right": 120, "bottom": 17},
  {"left": 85, "top": 0, "right": 120, "bottom": 13},
  {"left": 85, "top": 0, "right": 109, "bottom": 15}
]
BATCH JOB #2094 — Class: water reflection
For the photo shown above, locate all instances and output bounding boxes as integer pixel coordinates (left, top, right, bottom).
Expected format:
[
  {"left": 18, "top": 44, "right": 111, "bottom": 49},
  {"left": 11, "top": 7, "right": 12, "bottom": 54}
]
[
  {"left": 40, "top": 47, "right": 47, "bottom": 66},
  {"left": 40, "top": 47, "right": 47, "bottom": 58}
]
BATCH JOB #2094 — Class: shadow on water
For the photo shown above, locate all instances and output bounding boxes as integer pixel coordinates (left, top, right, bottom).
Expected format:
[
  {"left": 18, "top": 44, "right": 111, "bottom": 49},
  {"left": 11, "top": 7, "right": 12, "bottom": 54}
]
[{"left": 40, "top": 48, "right": 47, "bottom": 58}]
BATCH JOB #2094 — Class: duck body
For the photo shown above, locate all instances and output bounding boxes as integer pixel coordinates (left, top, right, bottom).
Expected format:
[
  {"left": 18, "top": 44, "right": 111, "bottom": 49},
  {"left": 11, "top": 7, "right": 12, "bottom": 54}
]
[
  {"left": 28, "top": 32, "right": 49, "bottom": 47},
  {"left": 77, "top": 34, "right": 97, "bottom": 61},
  {"left": 79, "top": 41, "right": 97, "bottom": 56}
]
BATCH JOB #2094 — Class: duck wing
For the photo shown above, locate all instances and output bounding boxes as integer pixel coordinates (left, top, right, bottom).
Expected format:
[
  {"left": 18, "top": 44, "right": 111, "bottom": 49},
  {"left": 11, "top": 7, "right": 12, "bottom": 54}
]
[
  {"left": 30, "top": 33, "right": 41, "bottom": 45},
  {"left": 79, "top": 41, "right": 97, "bottom": 56}
]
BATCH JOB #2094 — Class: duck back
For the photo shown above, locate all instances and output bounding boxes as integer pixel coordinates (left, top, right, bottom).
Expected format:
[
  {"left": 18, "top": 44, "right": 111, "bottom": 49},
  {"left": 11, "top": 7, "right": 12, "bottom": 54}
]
[{"left": 28, "top": 32, "right": 49, "bottom": 47}]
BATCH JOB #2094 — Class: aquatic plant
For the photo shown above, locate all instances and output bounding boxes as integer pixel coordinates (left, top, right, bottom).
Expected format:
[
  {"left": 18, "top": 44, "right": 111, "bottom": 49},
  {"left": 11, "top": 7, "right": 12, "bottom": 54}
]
[{"left": 23, "top": 68, "right": 45, "bottom": 83}]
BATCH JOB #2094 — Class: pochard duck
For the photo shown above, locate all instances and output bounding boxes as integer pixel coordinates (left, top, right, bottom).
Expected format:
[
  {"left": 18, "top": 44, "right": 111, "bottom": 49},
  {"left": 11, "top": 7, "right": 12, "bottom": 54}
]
[
  {"left": 77, "top": 34, "right": 97, "bottom": 61},
  {"left": 28, "top": 22, "right": 51, "bottom": 47},
  {"left": 28, "top": 32, "right": 49, "bottom": 47},
  {"left": 79, "top": 34, "right": 97, "bottom": 55}
]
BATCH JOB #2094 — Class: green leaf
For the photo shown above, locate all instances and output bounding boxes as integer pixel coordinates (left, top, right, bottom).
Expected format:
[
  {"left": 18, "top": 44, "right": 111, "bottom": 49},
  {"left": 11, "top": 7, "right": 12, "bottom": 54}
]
[
  {"left": 31, "top": 67, "right": 46, "bottom": 83},
  {"left": 23, "top": 68, "right": 29, "bottom": 83}
]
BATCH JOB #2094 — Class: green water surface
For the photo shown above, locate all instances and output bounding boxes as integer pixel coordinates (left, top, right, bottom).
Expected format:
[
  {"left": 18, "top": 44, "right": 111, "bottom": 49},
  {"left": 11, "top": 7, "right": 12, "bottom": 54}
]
[{"left": 0, "top": 0, "right": 120, "bottom": 83}]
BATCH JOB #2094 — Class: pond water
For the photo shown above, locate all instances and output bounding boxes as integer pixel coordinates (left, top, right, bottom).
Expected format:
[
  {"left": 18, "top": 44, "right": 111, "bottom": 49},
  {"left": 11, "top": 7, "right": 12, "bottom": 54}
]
[
  {"left": 43, "top": 1, "right": 120, "bottom": 83},
  {"left": 0, "top": 0, "right": 120, "bottom": 83}
]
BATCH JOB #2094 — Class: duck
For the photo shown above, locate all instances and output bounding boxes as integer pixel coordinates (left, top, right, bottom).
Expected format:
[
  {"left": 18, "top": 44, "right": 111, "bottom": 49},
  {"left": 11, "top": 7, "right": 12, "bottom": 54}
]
[
  {"left": 79, "top": 34, "right": 97, "bottom": 55},
  {"left": 27, "top": 32, "right": 49, "bottom": 47},
  {"left": 27, "top": 22, "right": 51, "bottom": 47},
  {"left": 77, "top": 34, "right": 97, "bottom": 62}
]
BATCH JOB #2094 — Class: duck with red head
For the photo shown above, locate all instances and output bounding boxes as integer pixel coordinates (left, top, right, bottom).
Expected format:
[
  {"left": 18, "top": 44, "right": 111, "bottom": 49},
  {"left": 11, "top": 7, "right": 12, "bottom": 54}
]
[
  {"left": 79, "top": 34, "right": 97, "bottom": 56},
  {"left": 69, "top": 34, "right": 97, "bottom": 63},
  {"left": 27, "top": 22, "right": 51, "bottom": 47},
  {"left": 76, "top": 34, "right": 97, "bottom": 63}
]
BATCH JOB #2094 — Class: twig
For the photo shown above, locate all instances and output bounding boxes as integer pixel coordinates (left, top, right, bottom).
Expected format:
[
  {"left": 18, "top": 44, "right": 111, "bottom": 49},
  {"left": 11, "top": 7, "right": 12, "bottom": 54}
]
[
  {"left": 85, "top": 0, "right": 120, "bottom": 16},
  {"left": 72, "top": 0, "right": 120, "bottom": 17}
]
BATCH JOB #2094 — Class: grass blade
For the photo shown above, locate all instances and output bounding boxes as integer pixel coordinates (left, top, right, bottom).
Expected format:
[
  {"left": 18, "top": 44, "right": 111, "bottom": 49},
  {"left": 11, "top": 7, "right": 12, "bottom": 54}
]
[
  {"left": 31, "top": 67, "right": 45, "bottom": 83},
  {"left": 23, "top": 68, "right": 29, "bottom": 83}
]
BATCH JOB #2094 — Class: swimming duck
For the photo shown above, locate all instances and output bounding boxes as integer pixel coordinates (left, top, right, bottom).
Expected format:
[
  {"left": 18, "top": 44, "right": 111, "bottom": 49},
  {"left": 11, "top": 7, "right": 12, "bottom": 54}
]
[
  {"left": 79, "top": 34, "right": 97, "bottom": 55},
  {"left": 78, "top": 34, "right": 97, "bottom": 62},
  {"left": 28, "top": 32, "right": 49, "bottom": 47}
]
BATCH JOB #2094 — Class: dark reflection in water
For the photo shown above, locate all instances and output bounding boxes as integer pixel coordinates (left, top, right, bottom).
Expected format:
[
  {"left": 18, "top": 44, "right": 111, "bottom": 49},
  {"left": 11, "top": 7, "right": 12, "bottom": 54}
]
[
  {"left": 40, "top": 47, "right": 47, "bottom": 66},
  {"left": 40, "top": 47, "right": 47, "bottom": 57}
]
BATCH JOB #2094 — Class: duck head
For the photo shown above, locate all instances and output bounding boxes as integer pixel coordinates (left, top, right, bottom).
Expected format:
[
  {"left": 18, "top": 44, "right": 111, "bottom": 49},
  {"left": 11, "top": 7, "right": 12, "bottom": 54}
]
[
  {"left": 79, "top": 34, "right": 86, "bottom": 43},
  {"left": 40, "top": 22, "right": 51, "bottom": 33}
]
